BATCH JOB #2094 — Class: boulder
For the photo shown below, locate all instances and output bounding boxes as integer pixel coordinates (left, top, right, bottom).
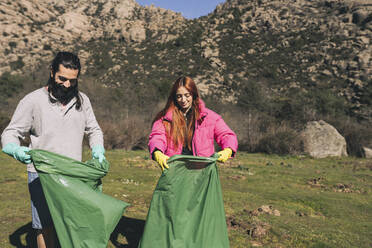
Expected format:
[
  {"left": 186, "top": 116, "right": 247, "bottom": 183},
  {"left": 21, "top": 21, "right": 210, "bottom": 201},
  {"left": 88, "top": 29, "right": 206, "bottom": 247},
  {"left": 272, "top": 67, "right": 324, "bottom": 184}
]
[
  {"left": 123, "top": 21, "right": 146, "bottom": 42},
  {"left": 114, "top": 0, "right": 137, "bottom": 19},
  {"left": 352, "top": 9, "right": 369, "bottom": 25},
  {"left": 58, "top": 12, "right": 91, "bottom": 34},
  {"left": 301, "top": 120, "right": 348, "bottom": 158},
  {"left": 363, "top": 147, "right": 372, "bottom": 158}
]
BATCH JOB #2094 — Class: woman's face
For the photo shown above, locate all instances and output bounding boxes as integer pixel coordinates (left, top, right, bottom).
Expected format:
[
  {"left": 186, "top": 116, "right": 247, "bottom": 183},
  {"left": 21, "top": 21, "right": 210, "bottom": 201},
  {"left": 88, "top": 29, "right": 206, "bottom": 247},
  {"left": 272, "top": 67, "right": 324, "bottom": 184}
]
[{"left": 176, "top": 86, "right": 193, "bottom": 111}]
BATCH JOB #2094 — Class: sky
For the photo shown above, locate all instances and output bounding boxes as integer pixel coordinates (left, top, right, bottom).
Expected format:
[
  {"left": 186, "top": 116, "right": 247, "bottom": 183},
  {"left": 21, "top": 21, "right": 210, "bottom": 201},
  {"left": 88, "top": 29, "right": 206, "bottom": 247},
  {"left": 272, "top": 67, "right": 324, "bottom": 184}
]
[{"left": 136, "top": 0, "right": 226, "bottom": 19}]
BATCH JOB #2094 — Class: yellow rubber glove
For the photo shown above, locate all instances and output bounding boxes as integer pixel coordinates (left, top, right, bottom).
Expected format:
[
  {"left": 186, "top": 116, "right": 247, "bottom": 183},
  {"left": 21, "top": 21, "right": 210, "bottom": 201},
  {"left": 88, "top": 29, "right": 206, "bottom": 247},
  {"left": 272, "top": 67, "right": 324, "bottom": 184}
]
[
  {"left": 154, "top": 150, "right": 169, "bottom": 171},
  {"left": 217, "top": 148, "right": 233, "bottom": 163}
]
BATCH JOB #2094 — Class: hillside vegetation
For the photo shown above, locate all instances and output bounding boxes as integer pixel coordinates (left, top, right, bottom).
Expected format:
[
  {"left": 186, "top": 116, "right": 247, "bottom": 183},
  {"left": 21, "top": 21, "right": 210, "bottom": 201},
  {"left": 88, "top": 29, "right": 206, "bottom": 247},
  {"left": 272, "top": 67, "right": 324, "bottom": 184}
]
[{"left": 0, "top": 0, "right": 371, "bottom": 155}]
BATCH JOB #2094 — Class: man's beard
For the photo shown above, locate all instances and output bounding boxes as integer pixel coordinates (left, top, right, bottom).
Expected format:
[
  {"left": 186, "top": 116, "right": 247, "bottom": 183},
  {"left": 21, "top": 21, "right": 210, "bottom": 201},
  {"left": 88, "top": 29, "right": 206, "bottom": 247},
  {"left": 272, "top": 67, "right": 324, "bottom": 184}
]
[{"left": 49, "top": 78, "right": 78, "bottom": 105}]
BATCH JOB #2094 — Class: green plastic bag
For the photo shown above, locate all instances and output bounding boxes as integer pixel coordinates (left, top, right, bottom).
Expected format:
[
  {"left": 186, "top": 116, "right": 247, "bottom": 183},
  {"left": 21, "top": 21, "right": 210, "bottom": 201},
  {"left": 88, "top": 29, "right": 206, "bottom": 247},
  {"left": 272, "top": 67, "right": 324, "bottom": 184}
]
[
  {"left": 29, "top": 149, "right": 129, "bottom": 248},
  {"left": 138, "top": 154, "right": 230, "bottom": 248}
]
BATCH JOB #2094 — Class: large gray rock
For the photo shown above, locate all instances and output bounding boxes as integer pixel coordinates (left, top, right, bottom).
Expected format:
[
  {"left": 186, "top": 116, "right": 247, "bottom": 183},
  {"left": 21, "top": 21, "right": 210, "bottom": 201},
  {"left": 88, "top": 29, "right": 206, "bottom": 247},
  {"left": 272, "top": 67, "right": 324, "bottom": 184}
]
[
  {"left": 301, "top": 120, "right": 348, "bottom": 158},
  {"left": 363, "top": 147, "right": 372, "bottom": 158},
  {"left": 352, "top": 9, "right": 370, "bottom": 25}
]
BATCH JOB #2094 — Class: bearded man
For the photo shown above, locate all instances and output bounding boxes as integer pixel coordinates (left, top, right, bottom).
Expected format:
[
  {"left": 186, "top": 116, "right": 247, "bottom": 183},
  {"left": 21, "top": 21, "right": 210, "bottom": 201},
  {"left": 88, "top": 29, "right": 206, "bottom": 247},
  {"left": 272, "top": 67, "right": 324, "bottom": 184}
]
[{"left": 1, "top": 51, "right": 105, "bottom": 248}]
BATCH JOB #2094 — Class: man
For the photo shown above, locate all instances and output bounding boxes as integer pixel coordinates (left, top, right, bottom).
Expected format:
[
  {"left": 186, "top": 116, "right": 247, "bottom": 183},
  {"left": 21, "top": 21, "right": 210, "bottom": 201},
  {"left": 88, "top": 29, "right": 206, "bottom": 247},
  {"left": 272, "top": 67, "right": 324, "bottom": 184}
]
[{"left": 1, "top": 51, "right": 105, "bottom": 248}]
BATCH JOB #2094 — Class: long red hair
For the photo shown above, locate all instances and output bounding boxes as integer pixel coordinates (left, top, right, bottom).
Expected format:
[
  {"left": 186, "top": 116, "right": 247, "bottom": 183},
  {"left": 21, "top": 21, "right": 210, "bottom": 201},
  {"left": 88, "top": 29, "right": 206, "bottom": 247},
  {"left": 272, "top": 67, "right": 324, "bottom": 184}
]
[{"left": 153, "top": 76, "right": 201, "bottom": 150}]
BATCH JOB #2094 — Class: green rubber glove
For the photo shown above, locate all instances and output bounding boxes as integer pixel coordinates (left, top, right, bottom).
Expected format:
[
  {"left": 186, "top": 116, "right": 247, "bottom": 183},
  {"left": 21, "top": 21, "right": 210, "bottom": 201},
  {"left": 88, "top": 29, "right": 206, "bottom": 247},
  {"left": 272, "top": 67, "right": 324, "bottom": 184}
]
[
  {"left": 154, "top": 150, "right": 169, "bottom": 171},
  {"left": 217, "top": 148, "right": 233, "bottom": 163},
  {"left": 2, "top": 143, "right": 32, "bottom": 164},
  {"left": 92, "top": 145, "right": 106, "bottom": 163}
]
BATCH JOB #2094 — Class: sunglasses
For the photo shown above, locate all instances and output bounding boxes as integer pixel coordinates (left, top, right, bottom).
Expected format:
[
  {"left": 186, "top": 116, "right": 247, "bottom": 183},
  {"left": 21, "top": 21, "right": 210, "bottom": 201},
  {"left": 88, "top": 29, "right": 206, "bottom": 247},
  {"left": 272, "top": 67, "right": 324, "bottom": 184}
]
[{"left": 57, "top": 76, "right": 78, "bottom": 85}]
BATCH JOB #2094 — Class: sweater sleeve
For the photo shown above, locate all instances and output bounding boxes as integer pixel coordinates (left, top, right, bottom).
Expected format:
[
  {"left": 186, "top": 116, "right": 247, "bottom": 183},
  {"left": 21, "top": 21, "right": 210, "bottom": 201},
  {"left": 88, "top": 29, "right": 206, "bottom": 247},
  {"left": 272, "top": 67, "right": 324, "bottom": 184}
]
[
  {"left": 214, "top": 115, "right": 238, "bottom": 155},
  {"left": 1, "top": 96, "right": 33, "bottom": 147},
  {"left": 82, "top": 94, "right": 104, "bottom": 148},
  {"left": 148, "top": 119, "right": 167, "bottom": 155}
]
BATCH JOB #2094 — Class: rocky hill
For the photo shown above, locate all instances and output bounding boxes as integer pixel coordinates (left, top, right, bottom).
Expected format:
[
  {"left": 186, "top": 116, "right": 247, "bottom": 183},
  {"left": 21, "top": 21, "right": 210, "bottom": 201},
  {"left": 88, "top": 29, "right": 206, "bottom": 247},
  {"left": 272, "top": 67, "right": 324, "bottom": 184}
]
[
  {"left": 0, "top": 0, "right": 186, "bottom": 73},
  {"left": 0, "top": 0, "right": 371, "bottom": 152},
  {"left": 206, "top": 0, "right": 371, "bottom": 117},
  {"left": 1, "top": 0, "right": 370, "bottom": 113}
]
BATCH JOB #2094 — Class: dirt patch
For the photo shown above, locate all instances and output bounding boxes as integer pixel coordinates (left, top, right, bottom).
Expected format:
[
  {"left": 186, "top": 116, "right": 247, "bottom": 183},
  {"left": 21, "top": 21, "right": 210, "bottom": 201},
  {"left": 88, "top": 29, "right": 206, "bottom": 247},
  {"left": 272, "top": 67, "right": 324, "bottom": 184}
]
[
  {"left": 295, "top": 210, "right": 308, "bottom": 217},
  {"left": 307, "top": 177, "right": 365, "bottom": 194},
  {"left": 246, "top": 205, "right": 281, "bottom": 217},
  {"left": 307, "top": 177, "right": 326, "bottom": 188},
  {"left": 250, "top": 241, "right": 263, "bottom": 247},
  {"left": 226, "top": 215, "right": 271, "bottom": 239},
  {"left": 266, "top": 161, "right": 274, "bottom": 166},
  {"left": 226, "top": 205, "right": 279, "bottom": 241},
  {"left": 228, "top": 174, "right": 247, "bottom": 180},
  {"left": 280, "top": 161, "right": 293, "bottom": 168},
  {"left": 333, "top": 183, "right": 361, "bottom": 193},
  {"left": 249, "top": 222, "right": 271, "bottom": 238},
  {"left": 226, "top": 215, "right": 251, "bottom": 230}
]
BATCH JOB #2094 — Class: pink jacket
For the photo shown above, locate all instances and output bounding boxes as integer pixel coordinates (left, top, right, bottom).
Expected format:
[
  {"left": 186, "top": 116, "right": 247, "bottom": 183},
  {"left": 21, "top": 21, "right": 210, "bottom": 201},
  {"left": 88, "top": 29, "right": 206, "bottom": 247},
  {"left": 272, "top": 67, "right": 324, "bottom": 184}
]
[{"left": 148, "top": 100, "right": 238, "bottom": 157}]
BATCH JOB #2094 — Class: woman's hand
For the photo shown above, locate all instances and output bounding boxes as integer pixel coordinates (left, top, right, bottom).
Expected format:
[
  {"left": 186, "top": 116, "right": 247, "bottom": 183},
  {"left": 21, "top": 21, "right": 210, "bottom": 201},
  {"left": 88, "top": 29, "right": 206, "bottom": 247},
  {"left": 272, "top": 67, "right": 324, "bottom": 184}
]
[
  {"left": 154, "top": 150, "right": 169, "bottom": 171},
  {"left": 217, "top": 148, "right": 233, "bottom": 163}
]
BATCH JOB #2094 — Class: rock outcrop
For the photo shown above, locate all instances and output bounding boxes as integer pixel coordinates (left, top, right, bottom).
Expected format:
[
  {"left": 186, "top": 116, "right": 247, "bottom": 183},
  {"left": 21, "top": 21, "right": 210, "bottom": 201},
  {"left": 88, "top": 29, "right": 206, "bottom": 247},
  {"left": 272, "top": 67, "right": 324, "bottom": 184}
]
[
  {"left": 363, "top": 147, "right": 372, "bottom": 158},
  {"left": 0, "top": 0, "right": 370, "bottom": 116},
  {"left": 301, "top": 120, "right": 348, "bottom": 158},
  {"left": 0, "top": 0, "right": 186, "bottom": 74}
]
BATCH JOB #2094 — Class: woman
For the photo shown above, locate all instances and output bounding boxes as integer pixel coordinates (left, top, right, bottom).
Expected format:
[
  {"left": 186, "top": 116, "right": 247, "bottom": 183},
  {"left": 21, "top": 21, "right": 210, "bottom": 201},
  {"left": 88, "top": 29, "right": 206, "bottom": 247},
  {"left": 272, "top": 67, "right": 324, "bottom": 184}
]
[{"left": 148, "top": 76, "right": 238, "bottom": 169}]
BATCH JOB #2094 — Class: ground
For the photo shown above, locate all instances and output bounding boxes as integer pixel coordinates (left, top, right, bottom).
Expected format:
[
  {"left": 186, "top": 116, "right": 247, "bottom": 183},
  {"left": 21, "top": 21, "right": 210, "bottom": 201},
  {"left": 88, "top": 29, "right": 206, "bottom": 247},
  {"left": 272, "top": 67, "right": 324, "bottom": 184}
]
[{"left": 0, "top": 150, "right": 371, "bottom": 247}]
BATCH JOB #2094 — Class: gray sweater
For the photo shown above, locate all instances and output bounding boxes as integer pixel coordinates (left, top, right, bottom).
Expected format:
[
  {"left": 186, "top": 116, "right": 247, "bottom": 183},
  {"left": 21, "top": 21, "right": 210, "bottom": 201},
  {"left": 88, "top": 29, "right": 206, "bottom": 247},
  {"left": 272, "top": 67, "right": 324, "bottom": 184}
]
[{"left": 1, "top": 87, "right": 104, "bottom": 172}]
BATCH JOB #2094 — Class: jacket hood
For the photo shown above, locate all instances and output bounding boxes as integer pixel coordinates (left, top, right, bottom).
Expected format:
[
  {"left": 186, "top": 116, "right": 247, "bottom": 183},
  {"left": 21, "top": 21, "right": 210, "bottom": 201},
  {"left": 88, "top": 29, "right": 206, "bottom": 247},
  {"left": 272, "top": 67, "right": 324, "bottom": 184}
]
[{"left": 163, "top": 99, "right": 207, "bottom": 122}]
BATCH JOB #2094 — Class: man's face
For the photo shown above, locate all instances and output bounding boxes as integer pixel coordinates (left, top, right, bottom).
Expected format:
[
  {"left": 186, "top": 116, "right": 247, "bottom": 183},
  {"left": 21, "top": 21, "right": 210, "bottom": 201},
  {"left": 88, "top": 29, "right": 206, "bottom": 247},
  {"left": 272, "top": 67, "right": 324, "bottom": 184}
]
[{"left": 53, "top": 64, "right": 79, "bottom": 88}]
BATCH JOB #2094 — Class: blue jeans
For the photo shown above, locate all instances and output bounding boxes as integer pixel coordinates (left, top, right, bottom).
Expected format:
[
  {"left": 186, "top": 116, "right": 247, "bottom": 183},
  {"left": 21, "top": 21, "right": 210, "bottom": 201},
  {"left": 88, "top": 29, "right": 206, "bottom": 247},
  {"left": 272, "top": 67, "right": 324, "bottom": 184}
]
[{"left": 28, "top": 172, "right": 53, "bottom": 229}]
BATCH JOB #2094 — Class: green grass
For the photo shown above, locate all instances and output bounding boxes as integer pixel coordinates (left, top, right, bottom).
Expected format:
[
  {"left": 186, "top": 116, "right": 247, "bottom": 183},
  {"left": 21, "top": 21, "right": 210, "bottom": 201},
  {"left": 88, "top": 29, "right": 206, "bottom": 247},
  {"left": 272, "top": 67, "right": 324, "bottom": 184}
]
[{"left": 0, "top": 150, "right": 371, "bottom": 247}]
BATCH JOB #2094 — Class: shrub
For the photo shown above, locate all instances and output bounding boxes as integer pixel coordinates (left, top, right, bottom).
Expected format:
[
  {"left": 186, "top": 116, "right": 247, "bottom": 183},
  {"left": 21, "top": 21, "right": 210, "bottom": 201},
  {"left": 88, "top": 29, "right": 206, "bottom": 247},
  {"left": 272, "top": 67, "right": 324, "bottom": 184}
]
[
  {"left": 219, "top": 110, "right": 265, "bottom": 152},
  {"left": 237, "top": 80, "right": 267, "bottom": 112},
  {"left": 329, "top": 118, "right": 372, "bottom": 157},
  {"left": 219, "top": 107, "right": 303, "bottom": 155},
  {"left": 256, "top": 125, "right": 303, "bottom": 155},
  {"left": 9, "top": 57, "right": 25, "bottom": 70},
  {"left": 43, "top": 44, "right": 52, "bottom": 50},
  {"left": 257, "top": 130, "right": 302, "bottom": 155},
  {"left": 0, "top": 113, "right": 10, "bottom": 134},
  {"left": 100, "top": 115, "right": 150, "bottom": 150},
  {"left": 0, "top": 72, "right": 23, "bottom": 101},
  {"left": 9, "top": 41, "right": 17, "bottom": 48}
]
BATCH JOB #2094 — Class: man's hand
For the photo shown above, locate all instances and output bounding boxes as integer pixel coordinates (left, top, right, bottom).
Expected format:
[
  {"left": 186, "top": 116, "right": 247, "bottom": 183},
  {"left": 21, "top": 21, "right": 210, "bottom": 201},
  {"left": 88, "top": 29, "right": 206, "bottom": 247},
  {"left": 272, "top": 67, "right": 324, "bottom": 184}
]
[
  {"left": 217, "top": 148, "right": 233, "bottom": 163},
  {"left": 154, "top": 150, "right": 169, "bottom": 171},
  {"left": 92, "top": 145, "right": 106, "bottom": 163},
  {"left": 2, "top": 143, "right": 32, "bottom": 164}
]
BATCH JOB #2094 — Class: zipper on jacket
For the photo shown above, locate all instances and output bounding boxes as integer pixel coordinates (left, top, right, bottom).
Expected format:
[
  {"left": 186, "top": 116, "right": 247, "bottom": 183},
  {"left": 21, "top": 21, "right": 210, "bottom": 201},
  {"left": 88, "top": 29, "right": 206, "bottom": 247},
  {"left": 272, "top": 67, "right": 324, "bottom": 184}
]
[
  {"left": 192, "top": 114, "right": 207, "bottom": 156},
  {"left": 192, "top": 119, "right": 198, "bottom": 156}
]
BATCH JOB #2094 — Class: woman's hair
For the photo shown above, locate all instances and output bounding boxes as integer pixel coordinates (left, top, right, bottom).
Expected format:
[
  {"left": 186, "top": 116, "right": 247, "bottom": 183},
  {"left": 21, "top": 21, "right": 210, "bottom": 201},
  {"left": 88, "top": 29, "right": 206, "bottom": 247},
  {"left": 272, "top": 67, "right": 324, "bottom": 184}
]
[{"left": 153, "top": 76, "right": 201, "bottom": 150}]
